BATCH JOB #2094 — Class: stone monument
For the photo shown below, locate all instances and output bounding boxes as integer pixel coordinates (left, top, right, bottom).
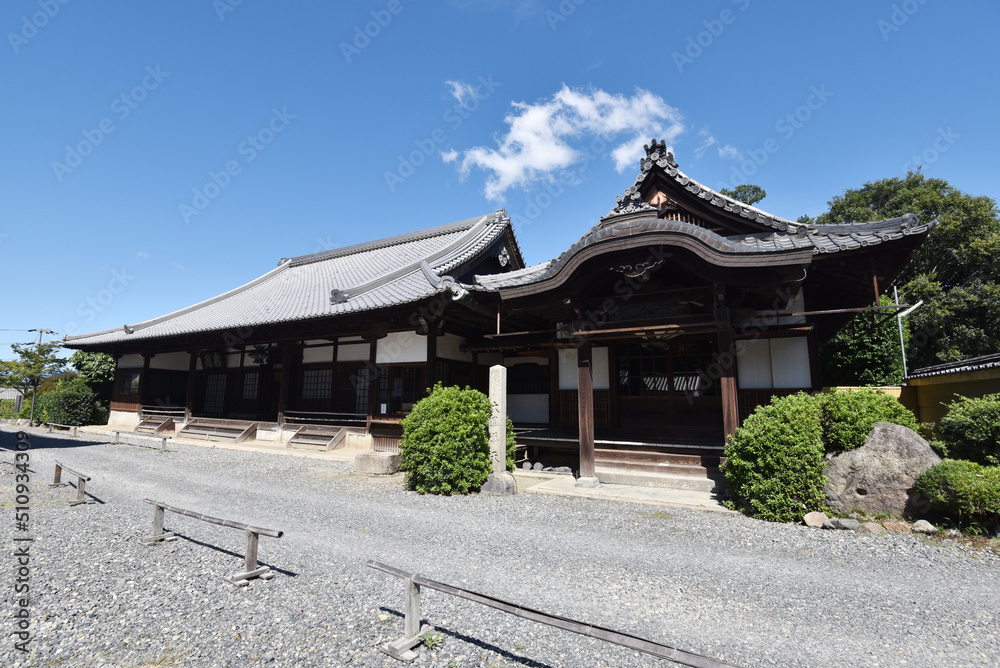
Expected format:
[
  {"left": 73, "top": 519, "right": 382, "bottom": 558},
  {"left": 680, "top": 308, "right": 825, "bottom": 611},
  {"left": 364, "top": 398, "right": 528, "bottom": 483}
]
[{"left": 481, "top": 364, "right": 517, "bottom": 495}]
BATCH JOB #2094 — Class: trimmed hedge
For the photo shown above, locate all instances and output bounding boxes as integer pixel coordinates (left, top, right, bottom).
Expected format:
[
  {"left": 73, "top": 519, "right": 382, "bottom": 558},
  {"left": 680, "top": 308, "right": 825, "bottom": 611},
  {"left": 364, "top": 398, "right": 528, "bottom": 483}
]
[
  {"left": 939, "top": 394, "right": 1000, "bottom": 466},
  {"left": 723, "top": 392, "right": 828, "bottom": 522},
  {"left": 399, "top": 384, "right": 515, "bottom": 495},
  {"left": 821, "top": 388, "right": 919, "bottom": 452},
  {"left": 915, "top": 459, "right": 1000, "bottom": 528},
  {"left": 38, "top": 381, "right": 96, "bottom": 426}
]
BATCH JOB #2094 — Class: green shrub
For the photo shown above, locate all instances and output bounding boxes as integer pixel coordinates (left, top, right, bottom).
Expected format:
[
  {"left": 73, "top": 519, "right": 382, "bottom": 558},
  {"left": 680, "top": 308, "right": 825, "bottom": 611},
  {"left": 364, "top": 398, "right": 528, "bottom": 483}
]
[
  {"left": 938, "top": 394, "right": 1000, "bottom": 466},
  {"left": 0, "top": 399, "right": 17, "bottom": 419},
  {"left": 723, "top": 392, "right": 827, "bottom": 522},
  {"left": 38, "top": 380, "right": 96, "bottom": 426},
  {"left": 822, "top": 388, "right": 919, "bottom": 452},
  {"left": 399, "top": 383, "right": 515, "bottom": 495},
  {"left": 915, "top": 459, "right": 1000, "bottom": 528}
]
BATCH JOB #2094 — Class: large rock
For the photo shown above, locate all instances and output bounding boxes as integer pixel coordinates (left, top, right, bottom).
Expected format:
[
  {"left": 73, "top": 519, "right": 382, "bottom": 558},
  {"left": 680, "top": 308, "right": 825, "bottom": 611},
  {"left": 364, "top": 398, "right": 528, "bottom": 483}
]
[
  {"left": 824, "top": 422, "right": 941, "bottom": 517},
  {"left": 353, "top": 451, "right": 401, "bottom": 475}
]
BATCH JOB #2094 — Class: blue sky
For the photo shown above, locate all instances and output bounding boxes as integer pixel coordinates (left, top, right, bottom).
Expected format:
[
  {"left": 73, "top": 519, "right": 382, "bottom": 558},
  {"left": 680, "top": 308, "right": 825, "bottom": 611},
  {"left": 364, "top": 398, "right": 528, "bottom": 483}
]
[{"left": 2, "top": 0, "right": 998, "bottom": 359}]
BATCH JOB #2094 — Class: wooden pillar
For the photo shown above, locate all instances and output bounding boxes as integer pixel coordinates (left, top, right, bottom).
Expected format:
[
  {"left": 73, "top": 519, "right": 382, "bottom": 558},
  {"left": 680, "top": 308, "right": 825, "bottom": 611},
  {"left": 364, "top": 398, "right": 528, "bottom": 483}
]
[
  {"left": 718, "top": 330, "right": 739, "bottom": 441},
  {"left": 807, "top": 331, "right": 823, "bottom": 391},
  {"left": 366, "top": 336, "right": 379, "bottom": 426},
  {"left": 577, "top": 341, "right": 597, "bottom": 484},
  {"left": 185, "top": 352, "right": 197, "bottom": 421},
  {"left": 425, "top": 329, "right": 438, "bottom": 390},
  {"left": 275, "top": 343, "right": 295, "bottom": 426},
  {"left": 138, "top": 353, "right": 153, "bottom": 409}
]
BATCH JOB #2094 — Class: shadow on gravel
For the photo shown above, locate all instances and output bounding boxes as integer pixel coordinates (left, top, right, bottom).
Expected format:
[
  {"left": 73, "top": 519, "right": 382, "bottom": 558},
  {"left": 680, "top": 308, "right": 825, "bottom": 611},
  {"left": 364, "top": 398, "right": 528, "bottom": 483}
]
[
  {"left": 0, "top": 429, "right": 107, "bottom": 452},
  {"left": 170, "top": 532, "right": 300, "bottom": 578},
  {"left": 51, "top": 481, "right": 106, "bottom": 505},
  {"left": 377, "top": 607, "right": 556, "bottom": 668}
]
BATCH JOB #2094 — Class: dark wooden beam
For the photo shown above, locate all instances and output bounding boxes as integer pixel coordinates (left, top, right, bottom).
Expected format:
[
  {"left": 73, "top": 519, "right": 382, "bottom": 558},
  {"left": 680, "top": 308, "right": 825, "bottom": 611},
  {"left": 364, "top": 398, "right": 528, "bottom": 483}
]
[
  {"left": 717, "top": 330, "right": 739, "bottom": 440},
  {"left": 577, "top": 342, "right": 595, "bottom": 480}
]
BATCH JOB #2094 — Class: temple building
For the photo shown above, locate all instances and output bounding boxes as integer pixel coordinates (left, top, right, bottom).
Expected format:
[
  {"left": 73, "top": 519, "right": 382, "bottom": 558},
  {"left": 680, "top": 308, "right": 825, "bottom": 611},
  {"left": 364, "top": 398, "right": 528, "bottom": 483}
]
[{"left": 64, "top": 141, "right": 935, "bottom": 486}]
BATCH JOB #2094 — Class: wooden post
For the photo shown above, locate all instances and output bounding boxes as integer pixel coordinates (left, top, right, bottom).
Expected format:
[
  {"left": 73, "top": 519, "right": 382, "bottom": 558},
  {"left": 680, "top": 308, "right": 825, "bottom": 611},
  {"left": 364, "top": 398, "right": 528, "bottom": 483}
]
[
  {"left": 366, "top": 336, "right": 379, "bottom": 422},
  {"left": 152, "top": 504, "right": 164, "bottom": 538},
  {"left": 425, "top": 329, "right": 437, "bottom": 389},
  {"left": 275, "top": 343, "right": 295, "bottom": 426},
  {"left": 185, "top": 352, "right": 197, "bottom": 422},
  {"left": 139, "top": 353, "right": 153, "bottom": 408},
  {"left": 72, "top": 477, "right": 90, "bottom": 505},
  {"left": 245, "top": 530, "right": 259, "bottom": 573},
  {"left": 405, "top": 578, "right": 421, "bottom": 639},
  {"left": 718, "top": 330, "right": 739, "bottom": 441},
  {"left": 577, "top": 341, "right": 597, "bottom": 486},
  {"left": 50, "top": 463, "right": 65, "bottom": 487}
]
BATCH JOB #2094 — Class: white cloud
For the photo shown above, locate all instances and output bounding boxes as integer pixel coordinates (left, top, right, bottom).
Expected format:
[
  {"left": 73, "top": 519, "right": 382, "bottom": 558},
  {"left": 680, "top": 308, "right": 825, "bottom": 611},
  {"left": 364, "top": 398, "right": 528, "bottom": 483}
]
[
  {"left": 136, "top": 251, "right": 149, "bottom": 259},
  {"left": 455, "top": 85, "right": 684, "bottom": 200},
  {"left": 445, "top": 80, "right": 479, "bottom": 108},
  {"left": 718, "top": 144, "right": 743, "bottom": 160},
  {"left": 440, "top": 149, "right": 459, "bottom": 163},
  {"left": 693, "top": 127, "right": 717, "bottom": 159}
]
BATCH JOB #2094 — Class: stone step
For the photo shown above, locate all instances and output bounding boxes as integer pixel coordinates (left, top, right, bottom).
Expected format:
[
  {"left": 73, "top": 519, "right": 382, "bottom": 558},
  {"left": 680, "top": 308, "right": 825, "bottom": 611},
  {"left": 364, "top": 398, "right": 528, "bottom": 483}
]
[
  {"left": 593, "top": 458, "right": 714, "bottom": 478},
  {"left": 594, "top": 466, "right": 725, "bottom": 493}
]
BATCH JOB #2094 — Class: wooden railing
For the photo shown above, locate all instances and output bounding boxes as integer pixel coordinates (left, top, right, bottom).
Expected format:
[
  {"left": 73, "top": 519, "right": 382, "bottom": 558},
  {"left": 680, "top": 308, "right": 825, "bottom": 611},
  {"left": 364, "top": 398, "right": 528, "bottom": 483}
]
[{"left": 49, "top": 461, "right": 95, "bottom": 506}]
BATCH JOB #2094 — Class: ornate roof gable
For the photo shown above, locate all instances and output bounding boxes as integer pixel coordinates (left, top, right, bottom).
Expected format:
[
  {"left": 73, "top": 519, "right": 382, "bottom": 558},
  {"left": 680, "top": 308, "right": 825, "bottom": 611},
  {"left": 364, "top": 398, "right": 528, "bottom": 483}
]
[{"left": 602, "top": 139, "right": 808, "bottom": 235}]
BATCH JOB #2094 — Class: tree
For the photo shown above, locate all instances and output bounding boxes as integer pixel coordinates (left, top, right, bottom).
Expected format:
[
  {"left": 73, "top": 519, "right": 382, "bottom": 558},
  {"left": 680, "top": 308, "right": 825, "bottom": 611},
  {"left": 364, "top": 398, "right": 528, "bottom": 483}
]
[
  {"left": 816, "top": 171, "right": 1000, "bottom": 370},
  {"left": 720, "top": 184, "right": 767, "bottom": 206},
  {"left": 821, "top": 295, "right": 908, "bottom": 386},
  {"left": 0, "top": 342, "right": 66, "bottom": 396},
  {"left": 70, "top": 350, "right": 115, "bottom": 406}
]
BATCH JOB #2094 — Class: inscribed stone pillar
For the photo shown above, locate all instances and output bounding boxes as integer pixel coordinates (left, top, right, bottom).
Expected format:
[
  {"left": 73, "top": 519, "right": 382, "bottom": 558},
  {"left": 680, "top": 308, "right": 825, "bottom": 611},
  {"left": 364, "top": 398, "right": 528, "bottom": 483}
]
[{"left": 481, "top": 364, "right": 516, "bottom": 495}]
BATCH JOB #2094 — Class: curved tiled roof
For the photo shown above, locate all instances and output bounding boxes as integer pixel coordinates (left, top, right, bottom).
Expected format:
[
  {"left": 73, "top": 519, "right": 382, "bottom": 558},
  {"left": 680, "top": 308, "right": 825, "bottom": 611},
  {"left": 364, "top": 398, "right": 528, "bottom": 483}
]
[
  {"left": 907, "top": 352, "right": 1000, "bottom": 380},
  {"left": 64, "top": 212, "right": 516, "bottom": 348},
  {"left": 473, "top": 212, "right": 934, "bottom": 292}
]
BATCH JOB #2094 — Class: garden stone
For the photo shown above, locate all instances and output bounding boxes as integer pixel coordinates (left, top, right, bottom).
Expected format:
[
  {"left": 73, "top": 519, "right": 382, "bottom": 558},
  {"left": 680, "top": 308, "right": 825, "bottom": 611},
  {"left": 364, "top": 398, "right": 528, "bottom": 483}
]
[
  {"left": 522, "top": 461, "right": 532, "bottom": 470},
  {"left": 532, "top": 462, "right": 544, "bottom": 471},
  {"left": 824, "top": 422, "right": 941, "bottom": 516},
  {"left": 859, "top": 522, "right": 886, "bottom": 534},
  {"left": 828, "top": 518, "right": 861, "bottom": 530},
  {"left": 882, "top": 521, "right": 911, "bottom": 534},
  {"left": 912, "top": 519, "right": 938, "bottom": 534},
  {"left": 803, "top": 511, "right": 829, "bottom": 528}
]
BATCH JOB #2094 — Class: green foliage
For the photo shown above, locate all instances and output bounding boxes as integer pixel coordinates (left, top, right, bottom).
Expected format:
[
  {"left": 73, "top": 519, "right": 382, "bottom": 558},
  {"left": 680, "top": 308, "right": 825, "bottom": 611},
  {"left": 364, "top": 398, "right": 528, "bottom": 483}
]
[
  {"left": 821, "top": 388, "right": 919, "bottom": 452},
  {"left": 816, "top": 171, "right": 1000, "bottom": 368},
  {"left": 720, "top": 184, "right": 767, "bottom": 206},
  {"left": 420, "top": 632, "right": 443, "bottom": 650},
  {"left": 399, "top": 383, "right": 515, "bottom": 495},
  {"left": 0, "top": 341, "right": 66, "bottom": 395},
  {"left": 820, "top": 294, "right": 907, "bottom": 386},
  {"left": 69, "top": 350, "right": 115, "bottom": 406},
  {"left": 0, "top": 399, "right": 17, "bottom": 419},
  {"left": 722, "top": 392, "right": 828, "bottom": 522},
  {"left": 915, "top": 459, "right": 1000, "bottom": 529},
  {"left": 37, "top": 379, "right": 97, "bottom": 426},
  {"left": 938, "top": 394, "right": 1000, "bottom": 466}
]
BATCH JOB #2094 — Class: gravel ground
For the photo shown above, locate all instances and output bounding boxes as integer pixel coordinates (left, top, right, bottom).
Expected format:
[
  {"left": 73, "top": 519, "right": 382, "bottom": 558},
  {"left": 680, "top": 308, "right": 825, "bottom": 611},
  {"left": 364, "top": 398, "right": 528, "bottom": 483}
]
[{"left": 1, "top": 426, "right": 998, "bottom": 668}]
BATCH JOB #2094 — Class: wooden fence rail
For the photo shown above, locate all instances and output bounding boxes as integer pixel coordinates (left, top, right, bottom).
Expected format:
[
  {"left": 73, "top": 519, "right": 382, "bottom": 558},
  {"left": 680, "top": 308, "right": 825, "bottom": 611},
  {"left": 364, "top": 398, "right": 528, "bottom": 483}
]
[
  {"left": 367, "top": 561, "right": 740, "bottom": 667},
  {"left": 49, "top": 461, "right": 95, "bottom": 506},
  {"left": 140, "top": 498, "right": 283, "bottom": 586}
]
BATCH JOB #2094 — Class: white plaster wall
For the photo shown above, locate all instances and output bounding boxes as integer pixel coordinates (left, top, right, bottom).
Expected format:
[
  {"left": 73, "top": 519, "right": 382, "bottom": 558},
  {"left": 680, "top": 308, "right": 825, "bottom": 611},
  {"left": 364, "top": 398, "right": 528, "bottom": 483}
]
[
  {"left": 508, "top": 394, "right": 548, "bottom": 423},
  {"left": 149, "top": 352, "right": 190, "bottom": 371},
  {"left": 778, "top": 289, "right": 806, "bottom": 325},
  {"left": 303, "top": 345, "right": 335, "bottom": 364},
  {"left": 558, "top": 347, "right": 609, "bottom": 390},
  {"left": 437, "top": 333, "right": 472, "bottom": 362},
  {"left": 376, "top": 331, "right": 426, "bottom": 364},
  {"left": 337, "top": 343, "right": 370, "bottom": 362},
  {"left": 108, "top": 409, "right": 139, "bottom": 429},
  {"left": 117, "top": 354, "right": 143, "bottom": 369},
  {"left": 770, "top": 337, "right": 811, "bottom": 388}
]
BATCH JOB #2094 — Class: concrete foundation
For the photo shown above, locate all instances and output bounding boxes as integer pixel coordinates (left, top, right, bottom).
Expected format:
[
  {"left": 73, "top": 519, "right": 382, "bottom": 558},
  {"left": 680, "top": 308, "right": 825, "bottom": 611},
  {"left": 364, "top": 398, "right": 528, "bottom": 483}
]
[{"left": 353, "top": 451, "right": 401, "bottom": 475}]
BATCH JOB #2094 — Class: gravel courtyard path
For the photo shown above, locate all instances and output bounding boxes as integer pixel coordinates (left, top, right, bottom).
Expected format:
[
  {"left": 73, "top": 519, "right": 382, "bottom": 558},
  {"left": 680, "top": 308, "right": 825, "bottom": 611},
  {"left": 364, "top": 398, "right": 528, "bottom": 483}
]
[{"left": 2, "top": 428, "right": 998, "bottom": 667}]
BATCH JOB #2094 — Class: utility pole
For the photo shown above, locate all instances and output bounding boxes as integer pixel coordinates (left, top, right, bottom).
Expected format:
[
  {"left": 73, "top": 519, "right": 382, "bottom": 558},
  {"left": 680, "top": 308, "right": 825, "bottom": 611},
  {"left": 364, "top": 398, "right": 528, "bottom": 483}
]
[{"left": 27, "top": 328, "right": 55, "bottom": 427}]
